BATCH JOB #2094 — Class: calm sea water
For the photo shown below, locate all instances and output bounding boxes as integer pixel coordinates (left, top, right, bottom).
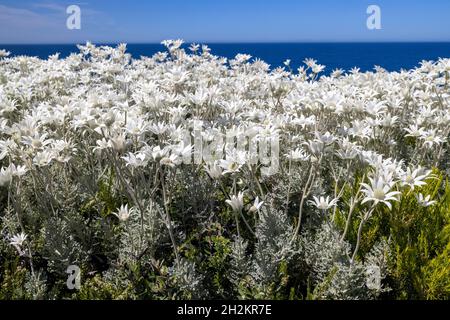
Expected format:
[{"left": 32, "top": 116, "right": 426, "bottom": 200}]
[{"left": 2, "top": 43, "right": 450, "bottom": 74}]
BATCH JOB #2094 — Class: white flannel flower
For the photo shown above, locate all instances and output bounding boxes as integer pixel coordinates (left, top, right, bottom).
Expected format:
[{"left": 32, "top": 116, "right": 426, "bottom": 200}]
[
  {"left": 308, "top": 196, "right": 339, "bottom": 210},
  {"left": 248, "top": 196, "right": 264, "bottom": 212},
  {"left": 226, "top": 192, "right": 244, "bottom": 213},
  {"left": 400, "top": 166, "right": 431, "bottom": 191},
  {"left": 112, "top": 204, "right": 133, "bottom": 222},
  {"left": 160, "top": 153, "right": 179, "bottom": 168},
  {"left": 218, "top": 158, "right": 242, "bottom": 175},
  {"left": 33, "top": 150, "right": 55, "bottom": 167},
  {"left": 0, "top": 49, "right": 10, "bottom": 58},
  {"left": 415, "top": 193, "right": 436, "bottom": 207},
  {"left": 361, "top": 176, "right": 401, "bottom": 210},
  {"left": 285, "top": 148, "right": 310, "bottom": 162},
  {"left": 10, "top": 232, "right": 27, "bottom": 256},
  {"left": 22, "top": 133, "right": 53, "bottom": 150},
  {"left": 204, "top": 161, "right": 223, "bottom": 179},
  {"left": 109, "top": 134, "right": 128, "bottom": 153},
  {"left": 405, "top": 124, "right": 425, "bottom": 138},
  {"left": 151, "top": 145, "right": 168, "bottom": 160},
  {"left": 420, "top": 129, "right": 444, "bottom": 149},
  {"left": 122, "top": 152, "right": 147, "bottom": 167}
]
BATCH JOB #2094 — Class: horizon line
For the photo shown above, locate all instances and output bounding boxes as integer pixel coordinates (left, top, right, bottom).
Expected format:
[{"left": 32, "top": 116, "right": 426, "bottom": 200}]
[{"left": 2, "top": 40, "right": 450, "bottom": 46}]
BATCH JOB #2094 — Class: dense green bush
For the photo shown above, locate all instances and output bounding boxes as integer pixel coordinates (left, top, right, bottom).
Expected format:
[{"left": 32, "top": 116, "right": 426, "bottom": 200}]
[{"left": 1, "top": 169, "right": 449, "bottom": 299}]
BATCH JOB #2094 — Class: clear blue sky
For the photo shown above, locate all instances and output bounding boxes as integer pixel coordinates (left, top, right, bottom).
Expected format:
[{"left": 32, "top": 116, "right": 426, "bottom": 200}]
[{"left": 1, "top": 0, "right": 449, "bottom": 44}]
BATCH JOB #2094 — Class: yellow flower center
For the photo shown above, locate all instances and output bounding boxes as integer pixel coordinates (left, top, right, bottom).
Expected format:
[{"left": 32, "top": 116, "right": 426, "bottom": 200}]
[{"left": 373, "top": 188, "right": 385, "bottom": 200}]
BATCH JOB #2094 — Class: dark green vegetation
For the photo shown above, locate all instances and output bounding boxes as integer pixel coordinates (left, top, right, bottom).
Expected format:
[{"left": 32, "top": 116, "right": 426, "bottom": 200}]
[{"left": 1, "top": 169, "right": 449, "bottom": 300}]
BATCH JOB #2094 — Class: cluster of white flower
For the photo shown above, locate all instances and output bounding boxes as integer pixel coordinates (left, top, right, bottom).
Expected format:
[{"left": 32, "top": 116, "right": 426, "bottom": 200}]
[{"left": 0, "top": 40, "right": 449, "bottom": 264}]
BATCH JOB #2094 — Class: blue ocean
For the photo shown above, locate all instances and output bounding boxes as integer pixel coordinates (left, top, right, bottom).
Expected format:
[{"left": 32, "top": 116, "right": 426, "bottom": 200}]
[{"left": 1, "top": 42, "right": 450, "bottom": 74}]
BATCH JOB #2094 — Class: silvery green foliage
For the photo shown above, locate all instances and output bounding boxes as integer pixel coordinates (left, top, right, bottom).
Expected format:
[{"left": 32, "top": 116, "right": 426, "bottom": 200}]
[
  {"left": 302, "top": 223, "right": 350, "bottom": 284},
  {"left": 228, "top": 204, "right": 295, "bottom": 296},
  {"left": 365, "top": 238, "right": 390, "bottom": 281},
  {"left": 1, "top": 208, "right": 20, "bottom": 243},
  {"left": 229, "top": 236, "right": 250, "bottom": 286},
  {"left": 315, "top": 262, "right": 370, "bottom": 300},
  {"left": 42, "top": 216, "right": 87, "bottom": 275},
  {"left": 169, "top": 258, "right": 204, "bottom": 299},
  {"left": 117, "top": 200, "right": 163, "bottom": 264},
  {"left": 251, "top": 206, "right": 295, "bottom": 284},
  {"left": 24, "top": 270, "right": 47, "bottom": 300},
  {"left": 302, "top": 222, "right": 389, "bottom": 299},
  {"left": 100, "top": 267, "right": 137, "bottom": 299}
]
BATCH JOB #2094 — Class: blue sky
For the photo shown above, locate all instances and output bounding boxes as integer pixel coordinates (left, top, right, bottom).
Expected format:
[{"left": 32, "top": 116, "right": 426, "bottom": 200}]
[{"left": 1, "top": 0, "right": 450, "bottom": 43}]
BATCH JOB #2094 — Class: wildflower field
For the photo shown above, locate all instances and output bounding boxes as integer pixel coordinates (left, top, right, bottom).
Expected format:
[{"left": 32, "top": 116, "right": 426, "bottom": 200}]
[{"left": 0, "top": 40, "right": 449, "bottom": 300}]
